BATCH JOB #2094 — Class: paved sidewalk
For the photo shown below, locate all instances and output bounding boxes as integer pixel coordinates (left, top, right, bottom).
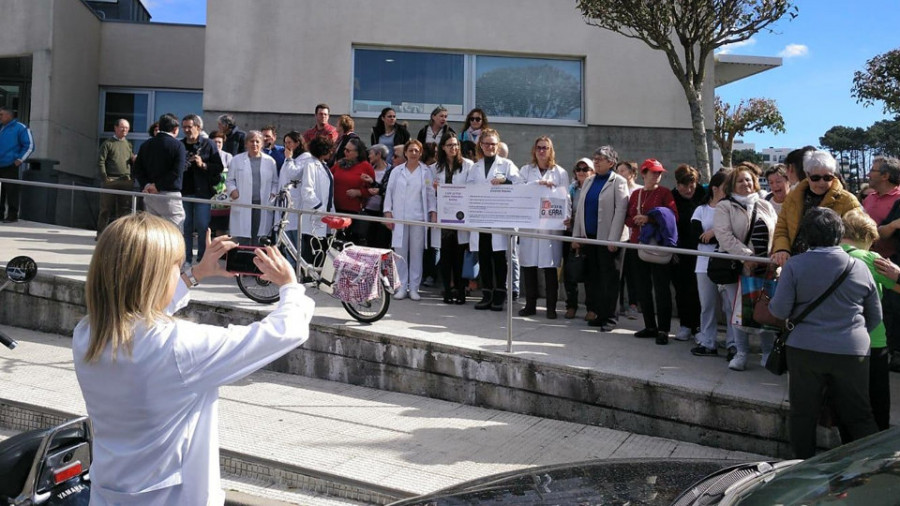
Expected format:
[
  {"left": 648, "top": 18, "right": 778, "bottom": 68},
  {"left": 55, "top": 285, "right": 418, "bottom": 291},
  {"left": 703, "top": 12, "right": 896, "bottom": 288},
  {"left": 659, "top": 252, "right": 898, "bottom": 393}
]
[{"left": 0, "top": 325, "right": 761, "bottom": 503}]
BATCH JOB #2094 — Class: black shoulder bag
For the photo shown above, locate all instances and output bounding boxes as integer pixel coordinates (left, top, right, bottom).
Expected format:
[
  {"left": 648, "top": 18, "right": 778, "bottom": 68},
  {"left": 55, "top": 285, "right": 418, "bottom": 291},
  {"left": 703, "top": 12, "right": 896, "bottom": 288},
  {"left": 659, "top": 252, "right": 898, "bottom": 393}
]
[{"left": 764, "top": 259, "right": 854, "bottom": 375}]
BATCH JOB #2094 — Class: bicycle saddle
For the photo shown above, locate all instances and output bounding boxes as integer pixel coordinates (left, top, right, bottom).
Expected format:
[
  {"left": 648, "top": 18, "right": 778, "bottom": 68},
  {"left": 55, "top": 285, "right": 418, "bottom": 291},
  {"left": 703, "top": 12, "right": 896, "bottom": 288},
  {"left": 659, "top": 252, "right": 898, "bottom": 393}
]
[{"left": 322, "top": 216, "right": 352, "bottom": 230}]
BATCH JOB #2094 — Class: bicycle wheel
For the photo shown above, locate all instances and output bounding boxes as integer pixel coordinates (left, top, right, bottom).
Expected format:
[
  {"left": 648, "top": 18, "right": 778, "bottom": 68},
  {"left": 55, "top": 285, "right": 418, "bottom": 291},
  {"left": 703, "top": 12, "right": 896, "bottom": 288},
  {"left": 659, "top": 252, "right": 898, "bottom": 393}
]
[
  {"left": 342, "top": 286, "right": 390, "bottom": 323},
  {"left": 236, "top": 274, "right": 280, "bottom": 304}
]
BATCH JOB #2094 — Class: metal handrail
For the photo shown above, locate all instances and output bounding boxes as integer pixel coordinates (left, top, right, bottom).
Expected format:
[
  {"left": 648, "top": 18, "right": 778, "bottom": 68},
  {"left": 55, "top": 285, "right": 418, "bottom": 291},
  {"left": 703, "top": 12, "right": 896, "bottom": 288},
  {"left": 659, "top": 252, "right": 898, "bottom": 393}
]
[{"left": 1, "top": 177, "right": 776, "bottom": 353}]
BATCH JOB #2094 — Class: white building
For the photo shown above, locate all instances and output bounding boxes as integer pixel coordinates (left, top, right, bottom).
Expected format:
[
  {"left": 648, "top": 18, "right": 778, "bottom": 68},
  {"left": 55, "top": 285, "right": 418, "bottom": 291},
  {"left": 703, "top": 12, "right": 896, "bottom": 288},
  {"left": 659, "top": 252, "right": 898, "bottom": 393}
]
[{"left": 0, "top": 0, "right": 780, "bottom": 227}]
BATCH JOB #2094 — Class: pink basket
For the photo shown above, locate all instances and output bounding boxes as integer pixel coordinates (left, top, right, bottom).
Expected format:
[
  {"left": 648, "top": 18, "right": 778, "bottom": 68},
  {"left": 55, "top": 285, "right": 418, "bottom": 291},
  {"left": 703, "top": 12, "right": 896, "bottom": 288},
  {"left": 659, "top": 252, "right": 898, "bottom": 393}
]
[{"left": 332, "top": 246, "right": 399, "bottom": 303}]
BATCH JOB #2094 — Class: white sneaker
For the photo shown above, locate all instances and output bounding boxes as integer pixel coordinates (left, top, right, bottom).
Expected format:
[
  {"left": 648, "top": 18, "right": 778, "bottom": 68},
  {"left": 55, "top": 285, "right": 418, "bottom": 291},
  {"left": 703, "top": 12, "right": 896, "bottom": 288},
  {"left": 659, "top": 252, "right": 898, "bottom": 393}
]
[
  {"left": 675, "top": 326, "right": 692, "bottom": 341},
  {"left": 409, "top": 290, "right": 421, "bottom": 301},
  {"left": 395, "top": 289, "right": 407, "bottom": 300},
  {"left": 729, "top": 352, "right": 747, "bottom": 371}
]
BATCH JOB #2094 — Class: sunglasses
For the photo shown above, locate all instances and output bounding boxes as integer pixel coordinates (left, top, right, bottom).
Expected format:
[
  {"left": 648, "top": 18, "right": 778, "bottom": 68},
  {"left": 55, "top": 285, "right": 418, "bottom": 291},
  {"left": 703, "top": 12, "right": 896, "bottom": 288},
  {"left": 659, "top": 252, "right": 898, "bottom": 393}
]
[
  {"left": 535, "top": 146, "right": 550, "bottom": 151},
  {"left": 574, "top": 166, "right": 591, "bottom": 173},
  {"left": 808, "top": 174, "right": 835, "bottom": 182},
  {"left": 470, "top": 117, "right": 483, "bottom": 122}
]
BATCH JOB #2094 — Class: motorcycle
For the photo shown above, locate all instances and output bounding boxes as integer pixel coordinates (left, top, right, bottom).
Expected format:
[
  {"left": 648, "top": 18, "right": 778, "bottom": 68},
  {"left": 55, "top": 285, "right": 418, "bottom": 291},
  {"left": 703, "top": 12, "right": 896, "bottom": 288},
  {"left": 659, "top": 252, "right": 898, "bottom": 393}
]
[{"left": 0, "top": 256, "right": 93, "bottom": 505}]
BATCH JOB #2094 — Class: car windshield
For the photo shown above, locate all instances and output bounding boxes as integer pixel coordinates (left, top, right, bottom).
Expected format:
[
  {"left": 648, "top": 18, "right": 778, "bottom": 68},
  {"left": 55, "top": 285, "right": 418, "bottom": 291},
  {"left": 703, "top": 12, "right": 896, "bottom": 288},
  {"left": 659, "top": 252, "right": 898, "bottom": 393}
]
[{"left": 731, "top": 427, "right": 900, "bottom": 505}]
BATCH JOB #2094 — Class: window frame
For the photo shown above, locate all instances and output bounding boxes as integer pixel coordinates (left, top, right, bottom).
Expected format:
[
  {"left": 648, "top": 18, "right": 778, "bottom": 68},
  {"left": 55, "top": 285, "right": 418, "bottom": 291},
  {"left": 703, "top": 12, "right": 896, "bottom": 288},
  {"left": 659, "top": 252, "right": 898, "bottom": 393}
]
[
  {"left": 98, "top": 87, "right": 203, "bottom": 144},
  {"left": 351, "top": 46, "right": 585, "bottom": 127}
]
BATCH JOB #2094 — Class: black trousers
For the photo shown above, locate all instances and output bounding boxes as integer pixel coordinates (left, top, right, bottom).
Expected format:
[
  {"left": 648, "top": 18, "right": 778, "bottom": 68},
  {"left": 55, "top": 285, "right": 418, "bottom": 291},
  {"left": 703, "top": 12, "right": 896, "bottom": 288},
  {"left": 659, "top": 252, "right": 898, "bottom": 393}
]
[
  {"left": 478, "top": 233, "right": 507, "bottom": 298},
  {"left": 670, "top": 253, "right": 700, "bottom": 330},
  {"left": 440, "top": 232, "right": 465, "bottom": 295},
  {"left": 883, "top": 291, "right": 900, "bottom": 354},
  {"left": 363, "top": 209, "right": 392, "bottom": 249},
  {"left": 521, "top": 266, "right": 559, "bottom": 311},
  {"left": 787, "top": 346, "right": 878, "bottom": 459},
  {"left": 636, "top": 258, "right": 672, "bottom": 332},
  {"left": 837, "top": 346, "right": 890, "bottom": 439},
  {"left": 584, "top": 244, "right": 620, "bottom": 321},
  {"left": 619, "top": 248, "right": 640, "bottom": 307},
  {"left": 0, "top": 164, "right": 20, "bottom": 219}
]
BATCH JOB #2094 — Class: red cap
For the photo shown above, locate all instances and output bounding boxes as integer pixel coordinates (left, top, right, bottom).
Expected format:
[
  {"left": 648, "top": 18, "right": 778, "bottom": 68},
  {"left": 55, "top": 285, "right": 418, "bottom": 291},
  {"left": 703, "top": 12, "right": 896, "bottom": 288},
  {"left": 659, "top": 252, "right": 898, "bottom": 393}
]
[{"left": 640, "top": 159, "right": 666, "bottom": 173}]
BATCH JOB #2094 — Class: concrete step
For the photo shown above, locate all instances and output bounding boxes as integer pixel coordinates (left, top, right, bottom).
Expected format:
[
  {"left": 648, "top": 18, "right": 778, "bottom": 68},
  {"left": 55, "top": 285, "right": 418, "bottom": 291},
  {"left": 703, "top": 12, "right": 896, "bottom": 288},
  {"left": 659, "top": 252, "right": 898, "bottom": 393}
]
[{"left": 0, "top": 325, "right": 762, "bottom": 504}]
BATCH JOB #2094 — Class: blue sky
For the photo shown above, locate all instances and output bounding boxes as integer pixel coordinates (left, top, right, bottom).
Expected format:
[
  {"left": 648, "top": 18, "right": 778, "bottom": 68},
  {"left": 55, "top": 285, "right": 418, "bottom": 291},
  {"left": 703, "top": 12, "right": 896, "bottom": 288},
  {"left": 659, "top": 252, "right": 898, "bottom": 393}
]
[{"left": 145, "top": 0, "right": 898, "bottom": 151}]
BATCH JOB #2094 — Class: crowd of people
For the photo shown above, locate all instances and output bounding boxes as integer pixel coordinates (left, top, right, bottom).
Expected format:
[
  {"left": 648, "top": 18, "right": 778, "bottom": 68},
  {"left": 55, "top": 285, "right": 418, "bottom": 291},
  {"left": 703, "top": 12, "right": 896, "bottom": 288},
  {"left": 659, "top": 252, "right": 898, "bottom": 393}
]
[{"left": 86, "top": 106, "right": 900, "bottom": 460}]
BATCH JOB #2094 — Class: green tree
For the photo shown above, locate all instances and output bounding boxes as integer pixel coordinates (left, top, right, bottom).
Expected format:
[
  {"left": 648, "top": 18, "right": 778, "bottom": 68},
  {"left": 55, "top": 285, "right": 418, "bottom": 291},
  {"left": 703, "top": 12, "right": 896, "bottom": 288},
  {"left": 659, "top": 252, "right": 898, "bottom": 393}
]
[
  {"left": 868, "top": 117, "right": 900, "bottom": 157},
  {"left": 576, "top": 0, "right": 796, "bottom": 181},
  {"left": 820, "top": 125, "right": 870, "bottom": 188},
  {"left": 713, "top": 96, "right": 785, "bottom": 168},
  {"left": 732, "top": 149, "right": 764, "bottom": 166},
  {"left": 852, "top": 48, "right": 900, "bottom": 115}
]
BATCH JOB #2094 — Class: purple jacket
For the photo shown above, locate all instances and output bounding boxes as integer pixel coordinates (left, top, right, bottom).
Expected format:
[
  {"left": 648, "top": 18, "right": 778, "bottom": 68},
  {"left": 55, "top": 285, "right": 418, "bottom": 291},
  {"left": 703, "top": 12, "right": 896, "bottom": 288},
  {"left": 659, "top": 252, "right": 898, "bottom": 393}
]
[{"left": 639, "top": 207, "right": 678, "bottom": 247}]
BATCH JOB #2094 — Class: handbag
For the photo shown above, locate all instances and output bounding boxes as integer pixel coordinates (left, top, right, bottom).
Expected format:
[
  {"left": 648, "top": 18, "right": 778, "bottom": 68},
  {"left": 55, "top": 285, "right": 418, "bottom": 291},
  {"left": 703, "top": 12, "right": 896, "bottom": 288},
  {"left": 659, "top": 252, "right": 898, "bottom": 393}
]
[
  {"left": 635, "top": 189, "right": 673, "bottom": 265},
  {"left": 763, "top": 259, "right": 854, "bottom": 375},
  {"left": 565, "top": 248, "right": 587, "bottom": 283},
  {"left": 707, "top": 203, "right": 757, "bottom": 284}
]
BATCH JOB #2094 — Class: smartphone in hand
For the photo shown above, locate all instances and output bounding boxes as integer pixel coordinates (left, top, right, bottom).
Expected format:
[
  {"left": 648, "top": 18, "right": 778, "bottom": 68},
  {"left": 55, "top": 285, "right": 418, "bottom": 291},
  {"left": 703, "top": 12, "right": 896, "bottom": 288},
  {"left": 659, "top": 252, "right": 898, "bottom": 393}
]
[{"left": 225, "top": 246, "right": 263, "bottom": 276}]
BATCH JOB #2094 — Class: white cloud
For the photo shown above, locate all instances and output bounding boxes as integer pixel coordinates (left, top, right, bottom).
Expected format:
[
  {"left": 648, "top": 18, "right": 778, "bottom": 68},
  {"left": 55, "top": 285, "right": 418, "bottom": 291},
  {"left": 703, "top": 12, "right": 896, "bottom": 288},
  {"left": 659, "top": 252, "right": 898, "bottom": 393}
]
[
  {"left": 716, "top": 38, "right": 757, "bottom": 55},
  {"left": 778, "top": 44, "right": 809, "bottom": 58}
]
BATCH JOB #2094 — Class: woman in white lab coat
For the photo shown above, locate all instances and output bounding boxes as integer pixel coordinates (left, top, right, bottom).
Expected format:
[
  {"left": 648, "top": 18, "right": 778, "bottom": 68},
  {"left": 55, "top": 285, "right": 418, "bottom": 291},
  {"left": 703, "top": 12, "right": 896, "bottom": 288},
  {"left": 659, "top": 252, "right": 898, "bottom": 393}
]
[
  {"left": 298, "top": 136, "right": 336, "bottom": 266},
  {"left": 517, "top": 136, "right": 570, "bottom": 319},
  {"left": 465, "top": 128, "right": 520, "bottom": 311},
  {"left": 277, "top": 131, "right": 313, "bottom": 246},
  {"left": 73, "top": 213, "right": 312, "bottom": 506},
  {"left": 383, "top": 139, "right": 437, "bottom": 300},
  {"left": 431, "top": 132, "right": 473, "bottom": 304},
  {"left": 225, "top": 130, "right": 278, "bottom": 244}
]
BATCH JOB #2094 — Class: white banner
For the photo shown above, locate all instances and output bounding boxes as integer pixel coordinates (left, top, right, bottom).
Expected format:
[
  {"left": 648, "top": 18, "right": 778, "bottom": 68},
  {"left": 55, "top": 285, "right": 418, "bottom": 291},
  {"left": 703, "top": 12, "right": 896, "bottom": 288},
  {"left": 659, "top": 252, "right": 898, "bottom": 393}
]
[{"left": 437, "top": 184, "right": 567, "bottom": 230}]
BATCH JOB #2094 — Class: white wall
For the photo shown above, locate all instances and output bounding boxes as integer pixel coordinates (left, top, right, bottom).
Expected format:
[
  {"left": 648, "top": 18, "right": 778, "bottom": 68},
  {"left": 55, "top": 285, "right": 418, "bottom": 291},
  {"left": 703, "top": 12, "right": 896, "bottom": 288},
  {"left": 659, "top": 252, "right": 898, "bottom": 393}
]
[
  {"left": 204, "top": 0, "right": 713, "bottom": 130},
  {"left": 99, "top": 22, "right": 205, "bottom": 89}
]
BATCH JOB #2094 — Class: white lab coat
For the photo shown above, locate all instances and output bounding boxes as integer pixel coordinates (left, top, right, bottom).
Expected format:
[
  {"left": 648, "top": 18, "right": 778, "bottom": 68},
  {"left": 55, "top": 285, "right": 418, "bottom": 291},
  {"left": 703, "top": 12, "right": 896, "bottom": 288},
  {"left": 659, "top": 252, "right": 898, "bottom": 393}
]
[
  {"left": 277, "top": 152, "right": 313, "bottom": 232},
  {"left": 383, "top": 162, "right": 437, "bottom": 249},
  {"left": 429, "top": 159, "right": 473, "bottom": 248},
  {"left": 466, "top": 156, "right": 520, "bottom": 252},
  {"left": 517, "top": 163, "right": 570, "bottom": 268},
  {"left": 73, "top": 281, "right": 314, "bottom": 506},
  {"left": 225, "top": 152, "right": 278, "bottom": 238},
  {"left": 299, "top": 157, "right": 335, "bottom": 237}
]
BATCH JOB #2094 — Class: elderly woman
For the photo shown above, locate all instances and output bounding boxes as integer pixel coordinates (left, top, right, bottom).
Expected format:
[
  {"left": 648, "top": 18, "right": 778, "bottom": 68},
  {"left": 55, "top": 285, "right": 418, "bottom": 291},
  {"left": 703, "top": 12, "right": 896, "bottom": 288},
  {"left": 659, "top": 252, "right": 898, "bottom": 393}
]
[
  {"left": 431, "top": 134, "right": 473, "bottom": 304},
  {"left": 225, "top": 130, "right": 278, "bottom": 245},
  {"left": 671, "top": 164, "right": 707, "bottom": 341},
  {"left": 563, "top": 158, "right": 594, "bottom": 319},
  {"left": 768, "top": 207, "right": 881, "bottom": 458},
  {"left": 518, "top": 137, "right": 571, "bottom": 319},
  {"left": 625, "top": 159, "right": 678, "bottom": 344},
  {"left": 764, "top": 164, "right": 790, "bottom": 215},
  {"left": 839, "top": 210, "right": 900, "bottom": 432},
  {"left": 772, "top": 150, "right": 861, "bottom": 267},
  {"left": 383, "top": 140, "right": 437, "bottom": 301},
  {"left": 572, "top": 146, "right": 629, "bottom": 329},
  {"left": 713, "top": 163, "right": 778, "bottom": 370}
]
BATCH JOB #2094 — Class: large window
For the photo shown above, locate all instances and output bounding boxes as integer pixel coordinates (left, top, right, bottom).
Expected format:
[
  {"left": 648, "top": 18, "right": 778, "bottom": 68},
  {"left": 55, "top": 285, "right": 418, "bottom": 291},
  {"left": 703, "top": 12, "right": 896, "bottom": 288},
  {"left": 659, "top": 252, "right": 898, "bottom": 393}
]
[
  {"left": 99, "top": 88, "right": 203, "bottom": 150},
  {"left": 352, "top": 48, "right": 583, "bottom": 124}
]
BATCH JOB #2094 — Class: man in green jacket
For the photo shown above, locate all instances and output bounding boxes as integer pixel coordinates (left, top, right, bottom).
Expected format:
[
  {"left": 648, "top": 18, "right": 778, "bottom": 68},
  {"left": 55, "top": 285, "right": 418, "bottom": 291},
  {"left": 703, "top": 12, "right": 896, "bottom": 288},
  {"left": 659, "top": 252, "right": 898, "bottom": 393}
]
[{"left": 97, "top": 118, "right": 136, "bottom": 237}]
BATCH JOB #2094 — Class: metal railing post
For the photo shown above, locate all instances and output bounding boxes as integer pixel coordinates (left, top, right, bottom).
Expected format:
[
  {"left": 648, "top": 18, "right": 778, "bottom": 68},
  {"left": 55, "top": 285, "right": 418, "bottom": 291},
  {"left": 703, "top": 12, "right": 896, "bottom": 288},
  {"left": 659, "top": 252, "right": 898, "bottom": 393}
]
[
  {"left": 506, "top": 233, "right": 514, "bottom": 353},
  {"left": 131, "top": 194, "right": 138, "bottom": 214}
]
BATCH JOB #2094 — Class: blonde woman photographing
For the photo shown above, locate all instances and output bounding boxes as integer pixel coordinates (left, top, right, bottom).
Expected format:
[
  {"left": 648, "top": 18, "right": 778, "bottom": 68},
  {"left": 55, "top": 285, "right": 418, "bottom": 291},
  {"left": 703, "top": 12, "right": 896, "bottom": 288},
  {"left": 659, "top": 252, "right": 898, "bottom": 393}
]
[{"left": 73, "top": 213, "right": 313, "bottom": 505}]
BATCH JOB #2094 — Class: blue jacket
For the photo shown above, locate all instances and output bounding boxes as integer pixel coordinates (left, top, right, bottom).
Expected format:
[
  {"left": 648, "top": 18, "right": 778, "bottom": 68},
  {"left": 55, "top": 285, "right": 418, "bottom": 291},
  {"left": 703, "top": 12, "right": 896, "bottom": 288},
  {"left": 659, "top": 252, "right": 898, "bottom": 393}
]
[
  {"left": 639, "top": 207, "right": 678, "bottom": 247},
  {"left": 0, "top": 119, "right": 35, "bottom": 167},
  {"left": 133, "top": 132, "right": 186, "bottom": 192}
]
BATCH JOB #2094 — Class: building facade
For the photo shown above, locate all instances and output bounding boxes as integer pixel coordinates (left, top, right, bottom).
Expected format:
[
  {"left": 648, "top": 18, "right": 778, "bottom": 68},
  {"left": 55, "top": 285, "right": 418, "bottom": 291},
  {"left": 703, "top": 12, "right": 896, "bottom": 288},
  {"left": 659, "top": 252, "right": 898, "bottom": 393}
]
[{"left": 0, "top": 0, "right": 777, "bottom": 228}]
